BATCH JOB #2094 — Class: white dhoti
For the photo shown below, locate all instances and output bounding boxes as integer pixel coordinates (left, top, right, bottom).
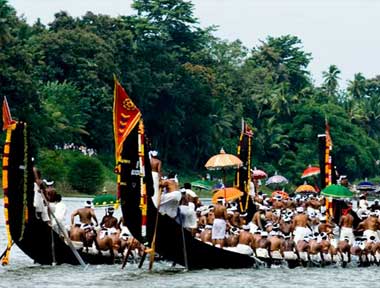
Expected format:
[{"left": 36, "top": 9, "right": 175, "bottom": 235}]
[
  {"left": 212, "top": 218, "right": 226, "bottom": 240},
  {"left": 178, "top": 203, "right": 197, "bottom": 229},
  {"left": 284, "top": 251, "right": 298, "bottom": 260},
  {"left": 271, "top": 250, "right": 283, "bottom": 259},
  {"left": 33, "top": 183, "right": 50, "bottom": 222},
  {"left": 340, "top": 227, "right": 355, "bottom": 245},
  {"left": 299, "top": 252, "right": 309, "bottom": 261},
  {"left": 256, "top": 248, "right": 269, "bottom": 258},
  {"left": 159, "top": 191, "right": 181, "bottom": 218},
  {"left": 363, "top": 229, "right": 380, "bottom": 242},
  {"left": 293, "top": 226, "right": 312, "bottom": 244},
  {"left": 151, "top": 171, "right": 160, "bottom": 207},
  {"left": 231, "top": 244, "right": 253, "bottom": 255},
  {"left": 249, "top": 222, "right": 258, "bottom": 234}
]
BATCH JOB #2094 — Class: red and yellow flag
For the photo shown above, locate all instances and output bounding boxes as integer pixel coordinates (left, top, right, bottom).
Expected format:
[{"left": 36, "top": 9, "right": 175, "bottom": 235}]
[
  {"left": 113, "top": 77, "right": 141, "bottom": 162},
  {"left": 2, "top": 96, "right": 16, "bottom": 130}
]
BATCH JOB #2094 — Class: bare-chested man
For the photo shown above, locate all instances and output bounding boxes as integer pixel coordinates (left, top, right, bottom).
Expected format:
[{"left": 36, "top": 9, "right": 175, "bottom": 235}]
[
  {"left": 212, "top": 198, "right": 227, "bottom": 248},
  {"left": 269, "top": 231, "right": 284, "bottom": 259},
  {"left": 358, "top": 212, "right": 380, "bottom": 242},
  {"left": 283, "top": 234, "right": 299, "bottom": 261},
  {"left": 296, "top": 235, "right": 311, "bottom": 263},
  {"left": 337, "top": 237, "right": 351, "bottom": 263},
  {"left": 280, "top": 216, "right": 292, "bottom": 236},
  {"left": 320, "top": 232, "right": 333, "bottom": 263},
  {"left": 100, "top": 207, "right": 118, "bottom": 229},
  {"left": 200, "top": 225, "right": 213, "bottom": 244},
  {"left": 251, "top": 206, "right": 267, "bottom": 232},
  {"left": 150, "top": 150, "right": 162, "bottom": 207},
  {"left": 227, "top": 225, "right": 254, "bottom": 255},
  {"left": 292, "top": 207, "right": 311, "bottom": 244},
  {"left": 339, "top": 212, "right": 355, "bottom": 245},
  {"left": 256, "top": 231, "right": 273, "bottom": 265},
  {"left": 225, "top": 227, "right": 240, "bottom": 247},
  {"left": 318, "top": 216, "right": 335, "bottom": 236},
  {"left": 71, "top": 200, "right": 98, "bottom": 227}
]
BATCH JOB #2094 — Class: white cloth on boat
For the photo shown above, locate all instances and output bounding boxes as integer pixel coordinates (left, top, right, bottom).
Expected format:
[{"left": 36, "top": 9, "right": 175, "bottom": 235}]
[
  {"left": 249, "top": 222, "right": 259, "bottom": 234},
  {"left": 225, "top": 244, "right": 253, "bottom": 255},
  {"left": 293, "top": 226, "right": 312, "bottom": 244},
  {"left": 212, "top": 218, "right": 226, "bottom": 240},
  {"left": 340, "top": 227, "right": 355, "bottom": 245},
  {"left": 299, "top": 252, "right": 309, "bottom": 261},
  {"left": 151, "top": 171, "right": 160, "bottom": 207},
  {"left": 178, "top": 203, "right": 197, "bottom": 229},
  {"left": 159, "top": 190, "right": 181, "bottom": 218}
]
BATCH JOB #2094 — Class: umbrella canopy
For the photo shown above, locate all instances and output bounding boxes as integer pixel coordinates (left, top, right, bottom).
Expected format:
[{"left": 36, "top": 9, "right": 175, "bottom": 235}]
[
  {"left": 357, "top": 181, "right": 376, "bottom": 191},
  {"left": 251, "top": 167, "right": 267, "bottom": 180},
  {"left": 190, "top": 179, "right": 215, "bottom": 191},
  {"left": 212, "top": 187, "right": 243, "bottom": 204},
  {"left": 301, "top": 166, "right": 320, "bottom": 178},
  {"left": 266, "top": 173, "right": 288, "bottom": 186},
  {"left": 321, "top": 184, "right": 353, "bottom": 198},
  {"left": 271, "top": 190, "right": 289, "bottom": 200},
  {"left": 205, "top": 148, "right": 243, "bottom": 170},
  {"left": 93, "top": 194, "right": 117, "bottom": 207},
  {"left": 295, "top": 184, "right": 316, "bottom": 193}
]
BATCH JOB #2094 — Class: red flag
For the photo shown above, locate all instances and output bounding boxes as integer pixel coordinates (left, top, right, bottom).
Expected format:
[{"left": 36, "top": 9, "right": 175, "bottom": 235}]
[
  {"left": 113, "top": 77, "right": 141, "bottom": 162},
  {"left": 2, "top": 96, "right": 16, "bottom": 130}
]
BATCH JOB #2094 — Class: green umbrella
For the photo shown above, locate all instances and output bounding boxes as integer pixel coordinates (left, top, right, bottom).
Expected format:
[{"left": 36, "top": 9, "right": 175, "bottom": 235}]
[
  {"left": 92, "top": 194, "right": 117, "bottom": 207},
  {"left": 321, "top": 184, "right": 353, "bottom": 198},
  {"left": 190, "top": 179, "right": 217, "bottom": 191}
]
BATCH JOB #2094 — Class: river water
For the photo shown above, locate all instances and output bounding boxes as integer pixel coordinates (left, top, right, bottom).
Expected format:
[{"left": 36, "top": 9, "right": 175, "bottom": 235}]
[{"left": 0, "top": 197, "right": 379, "bottom": 288}]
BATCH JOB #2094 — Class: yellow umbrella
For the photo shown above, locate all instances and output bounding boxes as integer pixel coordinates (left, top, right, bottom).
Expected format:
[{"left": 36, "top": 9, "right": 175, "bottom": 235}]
[
  {"left": 295, "top": 184, "right": 316, "bottom": 193},
  {"left": 212, "top": 187, "right": 244, "bottom": 204}
]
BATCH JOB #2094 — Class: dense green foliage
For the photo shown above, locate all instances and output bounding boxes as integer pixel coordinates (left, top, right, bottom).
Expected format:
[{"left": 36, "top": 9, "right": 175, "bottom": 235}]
[
  {"left": 1, "top": 0, "right": 380, "bottom": 186},
  {"left": 67, "top": 156, "right": 105, "bottom": 194}
]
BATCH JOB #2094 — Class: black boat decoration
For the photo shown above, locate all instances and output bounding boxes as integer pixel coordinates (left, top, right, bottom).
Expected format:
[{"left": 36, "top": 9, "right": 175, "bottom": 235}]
[{"left": 114, "top": 79, "right": 256, "bottom": 270}]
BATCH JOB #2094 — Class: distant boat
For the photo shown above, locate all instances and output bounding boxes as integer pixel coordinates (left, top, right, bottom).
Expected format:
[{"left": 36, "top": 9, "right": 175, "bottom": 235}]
[{"left": 2, "top": 122, "right": 113, "bottom": 265}]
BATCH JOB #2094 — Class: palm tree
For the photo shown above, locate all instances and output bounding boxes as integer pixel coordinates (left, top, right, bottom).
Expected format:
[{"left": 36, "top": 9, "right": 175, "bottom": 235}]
[
  {"left": 347, "top": 73, "right": 366, "bottom": 100},
  {"left": 322, "top": 65, "right": 341, "bottom": 99}
]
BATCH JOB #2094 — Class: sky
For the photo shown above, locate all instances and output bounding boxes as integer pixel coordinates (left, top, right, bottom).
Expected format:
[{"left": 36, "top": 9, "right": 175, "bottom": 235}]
[{"left": 7, "top": 0, "right": 380, "bottom": 87}]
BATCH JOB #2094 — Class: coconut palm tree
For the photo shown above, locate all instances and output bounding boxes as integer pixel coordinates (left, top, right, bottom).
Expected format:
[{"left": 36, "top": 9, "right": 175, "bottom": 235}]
[{"left": 322, "top": 65, "right": 341, "bottom": 100}]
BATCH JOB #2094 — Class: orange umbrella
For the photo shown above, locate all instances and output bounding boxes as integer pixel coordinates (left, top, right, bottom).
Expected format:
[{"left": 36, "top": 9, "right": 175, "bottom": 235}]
[
  {"left": 271, "top": 190, "right": 289, "bottom": 200},
  {"left": 295, "top": 184, "right": 316, "bottom": 193},
  {"left": 301, "top": 165, "right": 320, "bottom": 178},
  {"left": 212, "top": 187, "right": 244, "bottom": 204}
]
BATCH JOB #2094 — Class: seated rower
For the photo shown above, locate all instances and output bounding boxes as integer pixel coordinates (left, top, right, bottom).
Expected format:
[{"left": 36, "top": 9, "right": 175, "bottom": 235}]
[
  {"left": 269, "top": 231, "right": 284, "bottom": 259},
  {"left": 70, "top": 200, "right": 99, "bottom": 228},
  {"left": 225, "top": 225, "right": 253, "bottom": 255},
  {"left": 255, "top": 231, "right": 272, "bottom": 261},
  {"left": 159, "top": 172, "right": 182, "bottom": 218},
  {"left": 100, "top": 207, "right": 118, "bottom": 229},
  {"left": 200, "top": 225, "right": 213, "bottom": 245}
]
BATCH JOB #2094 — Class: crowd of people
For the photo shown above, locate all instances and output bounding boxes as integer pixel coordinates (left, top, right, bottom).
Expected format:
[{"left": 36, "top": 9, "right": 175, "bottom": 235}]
[{"left": 31, "top": 149, "right": 380, "bottom": 267}]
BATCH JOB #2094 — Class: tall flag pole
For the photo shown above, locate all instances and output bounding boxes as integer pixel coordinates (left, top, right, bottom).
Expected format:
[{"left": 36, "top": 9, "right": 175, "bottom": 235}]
[
  {"left": 325, "top": 120, "right": 333, "bottom": 187},
  {"left": 138, "top": 119, "right": 147, "bottom": 237}
]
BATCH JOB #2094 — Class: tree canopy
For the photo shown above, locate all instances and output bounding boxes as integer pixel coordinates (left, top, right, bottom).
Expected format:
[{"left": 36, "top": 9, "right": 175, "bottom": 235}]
[{"left": 1, "top": 0, "right": 380, "bottom": 183}]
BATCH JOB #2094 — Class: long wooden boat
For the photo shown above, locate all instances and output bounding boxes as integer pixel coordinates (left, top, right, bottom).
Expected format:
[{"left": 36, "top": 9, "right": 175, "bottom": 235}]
[
  {"left": 114, "top": 80, "right": 255, "bottom": 270},
  {"left": 2, "top": 122, "right": 113, "bottom": 265}
]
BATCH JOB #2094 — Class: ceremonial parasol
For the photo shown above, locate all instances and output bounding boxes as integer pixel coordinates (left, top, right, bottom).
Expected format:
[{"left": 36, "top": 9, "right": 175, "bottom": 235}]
[
  {"left": 295, "top": 184, "right": 317, "bottom": 193},
  {"left": 271, "top": 190, "right": 289, "bottom": 200},
  {"left": 251, "top": 167, "right": 267, "bottom": 180},
  {"left": 205, "top": 148, "right": 243, "bottom": 185},
  {"left": 266, "top": 172, "right": 288, "bottom": 186},
  {"left": 212, "top": 187, "right": 244, "bottom": 204},
  {"left": 301, "top": 165, "right": 320, "bottom": 178},
  {"left": 321, "top": 184, "right": 353, "bottom": 198}
]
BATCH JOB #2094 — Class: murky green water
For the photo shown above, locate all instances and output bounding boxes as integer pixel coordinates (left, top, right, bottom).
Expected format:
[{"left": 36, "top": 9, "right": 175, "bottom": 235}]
[{"left": 1, "top": 198, "right": 379, "bottom": 288}]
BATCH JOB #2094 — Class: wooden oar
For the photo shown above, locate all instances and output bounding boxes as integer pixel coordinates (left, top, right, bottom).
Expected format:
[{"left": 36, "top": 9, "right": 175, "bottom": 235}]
[
  {"left": 177, "top": 209, "right": 189, "bottom": 271},
  {"left": 148, "top": 188, "right": 163, "bottom": 271},
  {"left": 40, "top": 190, "right": 87, "bottom": 268},
  {"left": 0, "top": 242, "right": 14, "bottom": 262},
  {"left": 121, "top": 238, "right": 135, "bottom": 269}
]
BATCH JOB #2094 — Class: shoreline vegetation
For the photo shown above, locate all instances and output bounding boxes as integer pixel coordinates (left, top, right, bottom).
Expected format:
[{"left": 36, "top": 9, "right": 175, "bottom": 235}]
[{"left": 1, "top": 0, "right": 380, "bottom": 188}]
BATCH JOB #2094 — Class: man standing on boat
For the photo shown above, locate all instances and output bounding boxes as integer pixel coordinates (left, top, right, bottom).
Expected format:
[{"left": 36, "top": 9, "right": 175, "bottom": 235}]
[
  {"left": 212, "top": 198, "right": 227, "bottom": 248},
  {"left": 159, "top": 172, "right": 182, "bottom": 218},
  {"left": 149, "top": 150, "right": 162, "bottom": 207},
  {"left": 293, "top": 207, "right": 311, "bottom": 244}
]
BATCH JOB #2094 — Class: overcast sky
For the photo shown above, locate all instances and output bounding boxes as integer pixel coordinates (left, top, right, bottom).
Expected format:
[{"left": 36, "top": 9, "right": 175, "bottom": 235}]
[{"left": 8, "top": 0, "right": 380, "bottom": 87}]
